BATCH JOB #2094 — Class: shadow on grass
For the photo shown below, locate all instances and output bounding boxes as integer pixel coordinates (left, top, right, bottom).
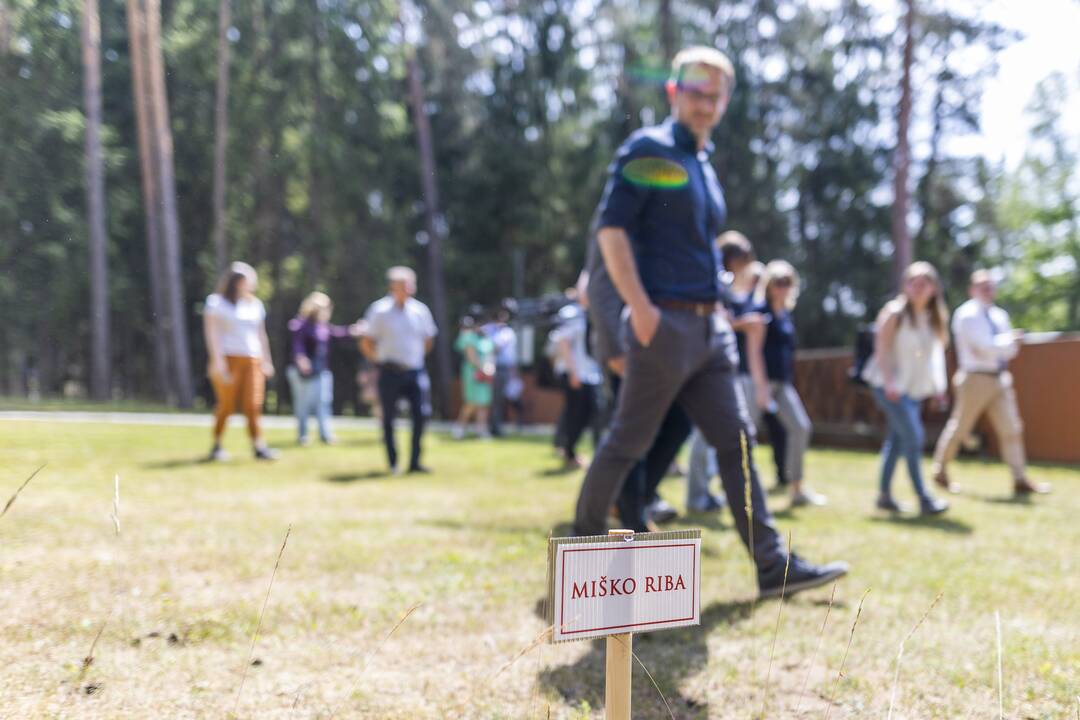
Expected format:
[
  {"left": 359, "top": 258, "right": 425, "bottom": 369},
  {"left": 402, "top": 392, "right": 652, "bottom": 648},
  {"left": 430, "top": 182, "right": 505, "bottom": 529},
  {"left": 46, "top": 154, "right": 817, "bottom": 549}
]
[
  {"left": 420, "top": 517, "right": 565, "bottom": 537},
  {"left": 141, "top": 457, "right": 213, "bottom": 470},
  {"left": 678, "top": 511, "right": 728, "bottom": 532},
  {"left": 323, "top": 470, "right": 392, "bottom": 482},
  {"left": 537, "top": 466, "right": 583, "bottom": 478},
  {"left": 977, "top": 493, "right": 1039, "bottom": 506},
  {"left": 537, "top": 595, "right": 763, "bottom": 717},
  {"left": 868, "top": 514, "right": 974, "bottom": 534}
]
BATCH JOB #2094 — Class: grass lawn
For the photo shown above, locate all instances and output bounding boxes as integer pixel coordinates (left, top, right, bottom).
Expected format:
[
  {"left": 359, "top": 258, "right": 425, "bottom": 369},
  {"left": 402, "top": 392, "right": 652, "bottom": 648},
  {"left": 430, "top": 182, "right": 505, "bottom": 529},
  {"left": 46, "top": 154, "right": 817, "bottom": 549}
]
[{"left": 1, "top": 418, "right": 1077, "bottom": 719}]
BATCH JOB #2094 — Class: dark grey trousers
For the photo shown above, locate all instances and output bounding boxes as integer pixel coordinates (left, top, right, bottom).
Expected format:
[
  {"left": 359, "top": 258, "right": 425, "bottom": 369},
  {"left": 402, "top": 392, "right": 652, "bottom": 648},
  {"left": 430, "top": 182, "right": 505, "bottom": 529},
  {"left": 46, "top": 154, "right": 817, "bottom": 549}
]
[{"left": 573, "top": 309, "right": 787, "bottom": 570}]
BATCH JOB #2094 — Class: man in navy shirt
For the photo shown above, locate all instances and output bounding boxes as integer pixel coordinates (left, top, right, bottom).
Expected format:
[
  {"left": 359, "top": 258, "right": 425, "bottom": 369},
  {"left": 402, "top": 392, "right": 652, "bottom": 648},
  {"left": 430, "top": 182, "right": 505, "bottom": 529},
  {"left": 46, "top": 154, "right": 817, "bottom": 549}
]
[{"left": 573, "top": 46, "right": 847, "bottom": 598}]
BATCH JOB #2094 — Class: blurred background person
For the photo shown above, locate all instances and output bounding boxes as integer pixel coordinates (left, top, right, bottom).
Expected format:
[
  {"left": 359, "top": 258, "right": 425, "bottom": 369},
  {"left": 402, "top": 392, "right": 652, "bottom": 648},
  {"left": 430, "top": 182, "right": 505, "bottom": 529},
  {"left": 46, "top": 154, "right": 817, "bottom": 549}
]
[
  {"left": 203, "top": 261, "right": 278, "bottom": 461},
  {"left": 746, "top": 260, "right": 823, "bottom": 507},
  {"left": 360, "top": 266, "right": 437, "bottom": 475},
  {"left": 286, "top": 291, "right": 362, "bottom": 446},
  {"left": 862, "top": 261, "right": 951, "bottom": 515},
  {"left": 931, "top": 270, "right": 1050, "bottom": 496},
  {"left": 485, "top": 308, "right": 518, "bottom": 437},
  {"left": 551, "top": 295, "right": 602, "bottom": 470},
  {"left": 452, "top": 315, "right": 495, "bottom": 439}
]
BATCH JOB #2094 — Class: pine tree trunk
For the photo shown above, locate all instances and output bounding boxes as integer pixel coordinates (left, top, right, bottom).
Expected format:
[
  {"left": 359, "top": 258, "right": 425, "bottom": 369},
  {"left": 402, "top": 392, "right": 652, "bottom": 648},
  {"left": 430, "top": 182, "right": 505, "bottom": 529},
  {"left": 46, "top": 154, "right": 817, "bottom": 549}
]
[
  {"left": 143, "top": 0, "right": 194, "bottom": 407},
  {"left": 405, "top": 51, "right": 452, "bottom": 419},
  {"left": 659, "top": 0, "right": 674, "bottom": 62},
  {"left": 210, "top": 0, "right": 230, "bottom": 274},
  {"left": 892, "top": 0, "right": 915, "bottom": 289},
  {"left": 0, "top": 0, "right": 11, "bottom": 56},
  {"left": 126, "top": 0, "right": 173, "bottom": 402},
  {"left": 82, "top": 0, "right": 110, "bottom": 400}
]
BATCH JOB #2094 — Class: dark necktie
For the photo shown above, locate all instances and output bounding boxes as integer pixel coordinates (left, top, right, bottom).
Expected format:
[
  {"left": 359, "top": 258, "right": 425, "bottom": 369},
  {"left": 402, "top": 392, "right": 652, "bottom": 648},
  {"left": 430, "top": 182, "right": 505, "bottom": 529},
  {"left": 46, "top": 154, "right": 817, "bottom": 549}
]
[{"left": 983, "top": 307, "right": 1006, "bottom": 372}]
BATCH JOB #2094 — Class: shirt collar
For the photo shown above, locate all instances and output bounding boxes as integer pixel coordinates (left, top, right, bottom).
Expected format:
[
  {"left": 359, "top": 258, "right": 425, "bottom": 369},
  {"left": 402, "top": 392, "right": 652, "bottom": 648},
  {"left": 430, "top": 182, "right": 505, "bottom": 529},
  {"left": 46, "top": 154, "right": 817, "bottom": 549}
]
[{"left": 667, "top": 117, "right": 715, "bottom": 156}]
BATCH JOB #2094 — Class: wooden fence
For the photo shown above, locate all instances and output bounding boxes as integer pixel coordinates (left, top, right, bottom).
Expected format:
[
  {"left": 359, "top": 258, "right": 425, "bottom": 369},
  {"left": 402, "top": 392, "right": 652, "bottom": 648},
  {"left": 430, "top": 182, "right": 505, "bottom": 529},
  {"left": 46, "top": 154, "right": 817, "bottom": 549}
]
[{"left": 504, "top": 333, "right": 1080, "bottom": 465}]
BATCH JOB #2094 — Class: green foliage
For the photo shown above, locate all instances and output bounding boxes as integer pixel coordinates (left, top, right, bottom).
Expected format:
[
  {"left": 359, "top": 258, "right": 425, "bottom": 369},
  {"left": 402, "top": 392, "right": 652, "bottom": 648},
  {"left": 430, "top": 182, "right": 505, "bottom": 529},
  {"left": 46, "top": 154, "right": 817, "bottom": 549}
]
[
  {"left": 994, "top": 73, "right": 1080, "bottom": 331},
  {"left": 0, "top": 0, "right": 1067, "bottom": 400}
]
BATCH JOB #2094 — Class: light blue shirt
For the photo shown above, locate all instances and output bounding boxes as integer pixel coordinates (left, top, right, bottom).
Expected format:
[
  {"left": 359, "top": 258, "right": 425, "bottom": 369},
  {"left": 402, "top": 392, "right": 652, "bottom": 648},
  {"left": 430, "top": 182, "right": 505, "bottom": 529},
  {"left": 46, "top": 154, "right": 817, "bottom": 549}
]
[{"left": 362, "top": 296, "right": 437, "bottom": 370}]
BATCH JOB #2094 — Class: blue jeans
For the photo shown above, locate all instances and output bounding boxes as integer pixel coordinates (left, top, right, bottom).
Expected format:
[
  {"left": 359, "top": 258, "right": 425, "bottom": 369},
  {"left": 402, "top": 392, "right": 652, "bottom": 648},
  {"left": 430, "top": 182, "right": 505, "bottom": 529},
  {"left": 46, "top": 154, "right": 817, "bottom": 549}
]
[
  {"left": 871, "top": 387, "right": 930, "bottom": 500},
  {"left": 287, "top": 366, "right": 333, "bottom": 442}
]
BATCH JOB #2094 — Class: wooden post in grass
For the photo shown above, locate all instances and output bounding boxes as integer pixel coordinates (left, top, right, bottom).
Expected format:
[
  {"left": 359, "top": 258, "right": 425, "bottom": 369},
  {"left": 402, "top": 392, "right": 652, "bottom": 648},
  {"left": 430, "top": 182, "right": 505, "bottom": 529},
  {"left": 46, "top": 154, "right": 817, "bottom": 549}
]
[
  {"left": 605, "top": 528, "right": 634, "bottom": 719},
  {"left": 548, "top": 528, "right": 701, "bottom": 719}
]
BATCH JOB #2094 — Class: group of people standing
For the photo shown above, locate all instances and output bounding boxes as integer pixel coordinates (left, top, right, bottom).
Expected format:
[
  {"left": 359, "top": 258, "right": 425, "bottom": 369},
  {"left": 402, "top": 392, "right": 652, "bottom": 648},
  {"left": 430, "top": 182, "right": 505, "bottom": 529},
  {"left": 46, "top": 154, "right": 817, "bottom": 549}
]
[
  {"left": 199, "top": 42, "right": 1049, "bottom": 605},
  {"left": 569, "top": 44, "right": 1048, "bottom": 601},
  {"left": 202, "top": 263, "right": 438, "bottom": 475},
  {"left": 452, "top": 310, "right": 523, "bottom": 440}
]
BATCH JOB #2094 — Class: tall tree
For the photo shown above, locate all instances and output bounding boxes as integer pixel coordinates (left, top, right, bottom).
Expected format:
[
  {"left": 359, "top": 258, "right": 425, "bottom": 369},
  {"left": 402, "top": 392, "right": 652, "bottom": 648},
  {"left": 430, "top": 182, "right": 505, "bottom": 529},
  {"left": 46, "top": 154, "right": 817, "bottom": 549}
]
[
  {"left": 82, "top": 0, "right": 110, "bottom": 400},
  {"left": 892, "top": 0, "right": 915, "bottom": 288},
  {"left": 210, "top": 0, "right": 230, "bottom": 274},
  {"left": 142, "top": 0, "right": 193, "bottom": 406},
  {"left": 406, "top": 47, "right": 452, "bottom": 417},
  {"left": 126, "top": 0, "right": 172, "bottom": 401}
]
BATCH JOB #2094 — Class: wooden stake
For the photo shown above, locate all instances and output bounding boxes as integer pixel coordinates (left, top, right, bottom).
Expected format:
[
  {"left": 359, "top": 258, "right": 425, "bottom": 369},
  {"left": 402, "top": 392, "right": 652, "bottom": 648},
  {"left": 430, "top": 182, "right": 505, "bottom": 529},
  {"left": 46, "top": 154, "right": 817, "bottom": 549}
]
[{"left": 605, "top": 529, "right": 634, "bottom": 720}]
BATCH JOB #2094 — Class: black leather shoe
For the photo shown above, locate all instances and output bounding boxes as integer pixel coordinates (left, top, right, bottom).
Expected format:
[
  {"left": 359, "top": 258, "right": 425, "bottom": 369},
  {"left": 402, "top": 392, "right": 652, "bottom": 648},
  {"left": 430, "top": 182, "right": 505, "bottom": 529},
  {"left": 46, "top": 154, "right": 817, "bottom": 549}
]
[
  {"left": 759, "top": 554, "right": 849, "bottom": 599},
  {"left": 253, "top": 446, "right": 279, "bottom": 461}
]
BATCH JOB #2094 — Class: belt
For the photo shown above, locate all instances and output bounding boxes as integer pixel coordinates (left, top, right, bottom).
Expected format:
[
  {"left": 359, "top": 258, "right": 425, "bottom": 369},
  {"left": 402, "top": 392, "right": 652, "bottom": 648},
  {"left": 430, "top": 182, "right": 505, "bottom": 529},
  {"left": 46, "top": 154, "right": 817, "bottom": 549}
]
[
  {"left": 379, "top": 361, "right": 416, "bottom": 373},
  {"left": 655, "top": 299, "right": 716, "bottom": 317}
]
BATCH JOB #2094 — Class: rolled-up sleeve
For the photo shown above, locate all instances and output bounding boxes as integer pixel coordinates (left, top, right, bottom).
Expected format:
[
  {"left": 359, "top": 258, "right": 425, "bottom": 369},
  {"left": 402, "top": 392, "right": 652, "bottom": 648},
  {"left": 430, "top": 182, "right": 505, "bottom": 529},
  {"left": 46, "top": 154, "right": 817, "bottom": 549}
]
[{"left": 597, "top": 138, "right": 651, "bottom": 233}]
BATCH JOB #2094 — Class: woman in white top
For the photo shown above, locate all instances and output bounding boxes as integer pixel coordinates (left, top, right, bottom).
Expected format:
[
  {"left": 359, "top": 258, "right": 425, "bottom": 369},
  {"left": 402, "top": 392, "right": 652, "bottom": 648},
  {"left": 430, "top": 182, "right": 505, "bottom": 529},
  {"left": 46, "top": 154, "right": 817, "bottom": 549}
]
[
  {"left": 203, "top": 261, "right": 277, "bottom": 461},
  {"left": 863, "top": 262, "right": 949, "bottom": 514}
]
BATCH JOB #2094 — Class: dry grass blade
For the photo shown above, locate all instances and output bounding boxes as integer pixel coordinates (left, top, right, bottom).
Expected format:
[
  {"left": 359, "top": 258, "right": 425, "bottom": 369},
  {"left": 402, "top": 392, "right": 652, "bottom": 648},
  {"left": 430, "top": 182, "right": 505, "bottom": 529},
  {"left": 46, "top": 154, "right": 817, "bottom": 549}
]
[
  {"left": 110, "top": 473, "right": 121, "bottom": 537},
  {"left": 328, "top": 602, "right": 422, "bottom": 719},
  {"left": 492, "top": 623, "right": 555, "bottom": 681},
  {"left": 75, "top": 611, "right": 113, "bottom": 688},
  {"left": 609, "top": 634, "right": 676, "bottom": 720},
  {"left": 760, "top": 531, "right": 792, "bottom": 719},
  {"left": 887, "top": 591, "right": 944, "bottom": 720},
  {"left": 530, "top": 532, "right": 553, "bottom": 720},
  {"left": 739, "top": 430, "right": 761, "bottom": 682},
  {"left": 823, "top": 587, "right": 870, "bottom": 720},
  {"left": 996, "top": 611, "right": 1004, "bottom": 720},
  {"left": 1, "top": 464, "right": 45, "bottom": 519},
  {"left": 232, "top": 525, "right": 291, "bottom": 717},
  {"left": 795, "top": 581, "right": 837, "bottom": 716}
]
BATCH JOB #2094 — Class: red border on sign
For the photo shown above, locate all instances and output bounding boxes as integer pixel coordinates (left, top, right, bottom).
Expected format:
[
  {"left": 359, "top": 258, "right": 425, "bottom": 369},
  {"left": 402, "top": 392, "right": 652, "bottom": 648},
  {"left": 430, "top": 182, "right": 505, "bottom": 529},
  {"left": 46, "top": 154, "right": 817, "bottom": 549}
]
[{"left": 557, "top": 542, "right": 698, "bottom": 636}]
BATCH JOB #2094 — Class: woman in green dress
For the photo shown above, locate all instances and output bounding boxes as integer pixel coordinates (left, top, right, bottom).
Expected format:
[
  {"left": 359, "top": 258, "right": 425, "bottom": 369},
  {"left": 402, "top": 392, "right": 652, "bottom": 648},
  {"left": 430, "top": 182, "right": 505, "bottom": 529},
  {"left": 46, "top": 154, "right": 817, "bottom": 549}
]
[{"left": 452, "top": 316, "right": 495, "bottom": 439}]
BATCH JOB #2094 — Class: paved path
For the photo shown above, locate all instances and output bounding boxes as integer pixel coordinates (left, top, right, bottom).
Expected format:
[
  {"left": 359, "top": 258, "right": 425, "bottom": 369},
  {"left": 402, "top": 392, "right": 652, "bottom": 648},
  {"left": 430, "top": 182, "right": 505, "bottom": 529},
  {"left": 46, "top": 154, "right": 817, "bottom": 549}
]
[{"left": 0, "top": 410, "right": 552, "bottom": 435}]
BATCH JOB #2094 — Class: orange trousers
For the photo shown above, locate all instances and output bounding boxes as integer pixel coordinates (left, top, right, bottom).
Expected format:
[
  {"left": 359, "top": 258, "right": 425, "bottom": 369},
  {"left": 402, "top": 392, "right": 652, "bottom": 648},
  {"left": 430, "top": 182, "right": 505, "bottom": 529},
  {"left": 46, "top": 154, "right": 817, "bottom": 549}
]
[{"left": 211, "top": 356, "right": 265, "bottom": 441}]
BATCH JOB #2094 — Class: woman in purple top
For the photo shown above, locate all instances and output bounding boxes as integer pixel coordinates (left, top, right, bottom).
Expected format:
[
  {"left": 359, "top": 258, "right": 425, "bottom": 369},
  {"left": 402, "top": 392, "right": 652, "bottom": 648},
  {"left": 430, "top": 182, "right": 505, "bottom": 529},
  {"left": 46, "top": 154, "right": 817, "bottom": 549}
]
[{"left": 286, "top": 292, "right": 361, "bottom": 445}]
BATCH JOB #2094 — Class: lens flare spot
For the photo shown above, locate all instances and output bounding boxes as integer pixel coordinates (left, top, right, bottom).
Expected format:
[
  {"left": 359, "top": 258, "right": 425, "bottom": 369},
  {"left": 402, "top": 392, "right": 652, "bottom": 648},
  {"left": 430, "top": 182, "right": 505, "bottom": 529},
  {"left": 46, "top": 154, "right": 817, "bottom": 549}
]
[{"left": 622, "top": 157, "right": 689, "bottom": 189}]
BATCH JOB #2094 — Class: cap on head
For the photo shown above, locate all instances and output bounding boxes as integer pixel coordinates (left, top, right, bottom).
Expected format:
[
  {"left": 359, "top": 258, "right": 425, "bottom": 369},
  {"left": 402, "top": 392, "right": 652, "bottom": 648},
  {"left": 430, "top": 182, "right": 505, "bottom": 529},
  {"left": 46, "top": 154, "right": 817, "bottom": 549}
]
[
  {"left": 670, "top": 46, "right": 736, "bottom": 92},
  {"left": 230, "top": 261, "right": 257, "bottom": 286},
  {"left": 387, "top": 266, "right": 417, "bottom": 285}
]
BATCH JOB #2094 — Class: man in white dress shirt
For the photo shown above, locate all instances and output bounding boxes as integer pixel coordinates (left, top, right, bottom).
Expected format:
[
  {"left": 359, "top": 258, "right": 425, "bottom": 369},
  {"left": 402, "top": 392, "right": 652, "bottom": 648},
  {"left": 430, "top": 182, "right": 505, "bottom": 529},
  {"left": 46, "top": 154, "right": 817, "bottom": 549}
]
[
  {"left": 361, "top": 266, "right": 437, "bottom": 474},
  {"left": 931, "top": 270, "right": 1050, "bottom": 496}
]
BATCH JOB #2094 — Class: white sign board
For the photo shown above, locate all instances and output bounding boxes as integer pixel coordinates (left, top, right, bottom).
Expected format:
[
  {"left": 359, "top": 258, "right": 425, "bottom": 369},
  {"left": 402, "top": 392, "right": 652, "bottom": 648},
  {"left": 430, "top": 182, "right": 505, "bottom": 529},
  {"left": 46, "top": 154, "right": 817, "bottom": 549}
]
[{"left": 547, "top": 531, "right": 701, "bottom": 643}]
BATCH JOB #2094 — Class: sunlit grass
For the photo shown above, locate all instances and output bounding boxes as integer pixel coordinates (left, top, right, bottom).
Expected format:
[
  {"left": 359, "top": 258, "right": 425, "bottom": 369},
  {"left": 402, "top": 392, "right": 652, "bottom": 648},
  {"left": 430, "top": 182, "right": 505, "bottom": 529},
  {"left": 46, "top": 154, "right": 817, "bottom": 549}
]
[{"left": 0, "top": 418, "right": 1077, "bottom": 718}]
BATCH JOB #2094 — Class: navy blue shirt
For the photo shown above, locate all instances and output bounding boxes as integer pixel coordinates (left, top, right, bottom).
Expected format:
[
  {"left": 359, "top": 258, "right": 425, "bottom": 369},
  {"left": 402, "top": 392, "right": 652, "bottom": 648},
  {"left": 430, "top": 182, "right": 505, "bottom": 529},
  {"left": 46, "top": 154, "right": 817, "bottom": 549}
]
[
  {"left": 729, "top": 292, "right": 756, "bottom": 374},
  {"left": 597, "top": 118, "right": 727, "bottom": 303},
  {"left": 758, "top": 302, "right": 797, "bottom": 382}
]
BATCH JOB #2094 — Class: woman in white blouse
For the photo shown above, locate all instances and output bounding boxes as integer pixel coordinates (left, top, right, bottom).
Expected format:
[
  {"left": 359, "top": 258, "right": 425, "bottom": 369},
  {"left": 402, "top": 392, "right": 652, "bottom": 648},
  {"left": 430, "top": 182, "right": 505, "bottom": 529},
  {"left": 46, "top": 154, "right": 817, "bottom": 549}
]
[
  {"left": 863, "top": 262, "right": 950, "bottom": 515},
  {"left": 203, "top": 261, "right": 277, "bottom": 461}
]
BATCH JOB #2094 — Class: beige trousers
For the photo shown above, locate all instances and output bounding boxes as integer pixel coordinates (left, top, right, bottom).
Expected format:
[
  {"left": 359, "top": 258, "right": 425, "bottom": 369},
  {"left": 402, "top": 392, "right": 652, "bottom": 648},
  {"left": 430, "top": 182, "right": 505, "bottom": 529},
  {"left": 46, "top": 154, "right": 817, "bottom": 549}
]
[{"left": 931, "top": 371, "right": 1026, "bottom": 480}]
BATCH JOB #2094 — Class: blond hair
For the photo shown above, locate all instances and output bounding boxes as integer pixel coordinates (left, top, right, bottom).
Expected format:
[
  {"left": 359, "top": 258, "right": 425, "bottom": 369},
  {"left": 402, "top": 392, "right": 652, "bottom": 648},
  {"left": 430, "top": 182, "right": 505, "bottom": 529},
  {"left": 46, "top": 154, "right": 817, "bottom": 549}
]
[
  {"left": 298, "top": 291, "right": 332, "bottom": 321},
  {"left": 755, "top": 260, "right": 800, "bottom": 310},
  {"left": 670, "top": 46, "right": 736, "bottom": 92}
]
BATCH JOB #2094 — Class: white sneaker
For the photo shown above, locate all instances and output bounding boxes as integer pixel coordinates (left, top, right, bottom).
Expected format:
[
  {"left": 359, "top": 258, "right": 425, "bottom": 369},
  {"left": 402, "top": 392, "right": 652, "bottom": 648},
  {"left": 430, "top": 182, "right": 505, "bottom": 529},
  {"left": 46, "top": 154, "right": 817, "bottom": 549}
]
[
  {"left": 451, "top": 425, "right": 465, "bottom": 440},
  {"left": 792, "top": 488, "right": 828, "bottom": 507}
]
